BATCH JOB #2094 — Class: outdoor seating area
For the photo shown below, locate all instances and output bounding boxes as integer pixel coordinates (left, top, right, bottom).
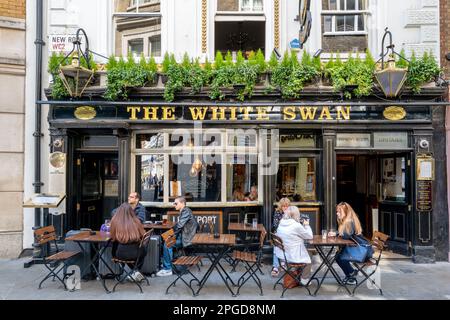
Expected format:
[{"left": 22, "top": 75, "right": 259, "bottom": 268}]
[{"left": 32, "top": 222, "right": 389, "bottom": 298}]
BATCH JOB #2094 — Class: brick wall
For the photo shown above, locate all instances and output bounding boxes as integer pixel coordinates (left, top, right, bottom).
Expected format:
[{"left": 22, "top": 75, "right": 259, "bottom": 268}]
[
  {"left": 0, "top": 0, "right": 25, "bottom": 19},
  {"left": 441, "top": 0, "right": 450, "bottom": 77}
]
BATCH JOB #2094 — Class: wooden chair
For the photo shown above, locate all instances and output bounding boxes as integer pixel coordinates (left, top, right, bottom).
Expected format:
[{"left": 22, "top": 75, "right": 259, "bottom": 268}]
[
  {"left": 349, "top": 231, "right": 389, "bottom": 295},
  {"left": 35, "top": 226, "right": 79, "bottom": 290},
  {"left": 164, "top": 231, "right": 202, "bottom": 296},
  {"left": 111, "top": 229, "right": 153, "bottom": 293},
  {"left": 271, "top": 232, "right": 313, "bottom": 297},
  {"left": 231, "top": 226, "right": 267, "bottom": 296}
]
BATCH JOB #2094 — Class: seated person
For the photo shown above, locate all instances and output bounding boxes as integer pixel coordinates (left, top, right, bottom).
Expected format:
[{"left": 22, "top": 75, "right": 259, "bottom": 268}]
[
  {"left": 245, "top": 185, "right": 258, "bottom": 201},
  {"left": 156, "top": 196, "right": 198, "bottom": 277},
  {"left": 274, "top": 206, "right": 313, "bottom": 286},
  {"left": 111, "top": 192, "right": 147, "bottom": 223},
  {"left": 232, "top": 186, "right": 245, "bottom": 201},
  {"left": 110, "top": 203, "right": 146, "bottom": 281}
]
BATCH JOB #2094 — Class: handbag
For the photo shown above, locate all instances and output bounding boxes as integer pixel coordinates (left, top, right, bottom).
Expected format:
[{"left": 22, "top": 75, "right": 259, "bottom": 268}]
[
  {"left": 283, "top": 270, "right": 301, "bottom": 289},
  {"left": 339, "top": 235, "right": 373, "bottom": 263}
]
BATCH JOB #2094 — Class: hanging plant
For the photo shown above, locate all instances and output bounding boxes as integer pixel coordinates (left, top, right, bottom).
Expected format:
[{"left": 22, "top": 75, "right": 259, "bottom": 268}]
[{"left": 406, "top": 51, "right": 441, "bottom": 94}]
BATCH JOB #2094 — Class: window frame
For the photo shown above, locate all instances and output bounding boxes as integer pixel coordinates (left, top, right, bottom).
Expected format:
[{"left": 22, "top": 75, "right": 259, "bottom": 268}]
[
  {"left": 322, "top": 0, "right": 368, "bottom": 36},
  {"left": 216, "top": 0, "right": 264, "bottom": 14}
]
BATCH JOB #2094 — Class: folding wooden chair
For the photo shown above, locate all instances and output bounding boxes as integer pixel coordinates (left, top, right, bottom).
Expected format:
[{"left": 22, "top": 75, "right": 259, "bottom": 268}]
[
  {"left": 164, "top": 232, "right": 202, "bottom": 296},
  {"left": 271, "top": 232, "right": 313, "bottom": 297},
  {"left": 35, "top": 226, "right": 79, "bottom": 290},
  {"left": 349, "top": 231, "right": 389, "bottom": 295},
  {"left": 111, "top": 229, "right": 153, "bottom": 293},
  {"left": 232, "top": 226, "right": 267, "bottom": 296}
]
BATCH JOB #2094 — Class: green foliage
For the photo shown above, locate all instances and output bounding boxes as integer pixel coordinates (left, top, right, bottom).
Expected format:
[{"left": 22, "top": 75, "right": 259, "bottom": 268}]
[
  {"left": 396, "top": 49, "right": 409, "bottom": 69},
  {"left": 234, "top": 62, "right": 259, "bottom": 101},
  {"left": 255, "top": 49, "right": 267, "bottom": 73},
  {"left": 203, "top": 58, "right": 213, "bottom": 85},
  {"left": 236, "top": 51, "right": 245, "bottom": 66},
  {"left": 324, "top": 51, "right": 375, "bottom": 99},
  {"left": 225, "top": 51, "right": 233, "bottom": 66},
  {"left": 406, "top": 50, "right": 441, "bottom": 93},
  {"left": 270, "top": 50, "right": 319, "bottom": 99},
  {"left": 268, "top": 52, "right": 279, "bottom": 72},
  {"left": 104, "top": 53, "right": 152, "bottom": 100},
  {"left": 162, "top": 52, "right": 171, "bottom": 73},
  {"left": 214, "top": 51, "right": 224, "bottom": 69}
]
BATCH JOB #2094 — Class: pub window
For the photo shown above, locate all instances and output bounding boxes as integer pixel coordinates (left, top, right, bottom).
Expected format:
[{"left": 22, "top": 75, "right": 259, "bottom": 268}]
[
  {"left": 227, "top": 130, "right": 257, "bottom": 147},
  {"left": 169, "top": 132, "right": 222, "bottom": 147},
  {"left": 136, "top": 154, "right": 164, "bottom": 202},
  {"left": 136, "top": 133, "right": 164, "bottom": 149},
  {"left": 169, "top": 154, "right": 222, "bottom": 202},
  {"left": 279, "top": 134, "right": 316, "bottom": 149},
  {"left": 226, "top": 154, "right": 258, "bottom": 202},
  {"left": 322, "top": 0, "right": 367, "bottom": 34},
  {"left": 113, "top": 0, "right": 162, "bottom": 57},
  {"left": 276, "top": 157, "right": 317, "bottom": 202}
]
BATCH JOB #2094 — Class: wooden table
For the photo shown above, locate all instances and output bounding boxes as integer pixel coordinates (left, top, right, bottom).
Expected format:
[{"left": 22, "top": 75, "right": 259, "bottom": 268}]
[
  {"left": 65, "top": 231, "right": 114, "bottom": 293},
  {"left": 306, "top": 235, "right": 356, "bottom": 296},
  {"left": 143, "top": 221, "right": 175, "bottom": 231},
  {"left": 191, "top": 233, "right": 237, "bottom": 296}
]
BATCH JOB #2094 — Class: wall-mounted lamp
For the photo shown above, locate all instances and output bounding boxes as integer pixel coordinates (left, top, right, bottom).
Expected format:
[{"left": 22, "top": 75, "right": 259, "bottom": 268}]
[{"left": 273, "top": 48, "right": 281, "bottom": 60}]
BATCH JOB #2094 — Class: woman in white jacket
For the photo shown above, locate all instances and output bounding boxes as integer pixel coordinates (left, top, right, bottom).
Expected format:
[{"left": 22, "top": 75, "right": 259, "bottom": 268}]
[{"left": 274, "top": 206, "right": 313, "bottom": 285}]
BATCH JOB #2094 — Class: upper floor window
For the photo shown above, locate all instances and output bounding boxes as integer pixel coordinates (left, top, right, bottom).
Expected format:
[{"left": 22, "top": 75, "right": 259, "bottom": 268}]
[
  {"left": 217, "top": 0, "right": 263, "bottom": 12},
  {"left": 113, "top": 0, "right": 162, "bottom": 57},
  {"left": 323, "top": 0, "right": 367, "bottom": 35}
]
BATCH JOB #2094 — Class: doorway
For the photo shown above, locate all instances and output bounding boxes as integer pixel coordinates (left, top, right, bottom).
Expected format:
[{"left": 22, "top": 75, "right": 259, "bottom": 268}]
[
  {"left": 336, "top": 153, "right": 412, "bottom": 255},
  {"left": 74, "top": 153, "right": 119, "bottom": 230}
]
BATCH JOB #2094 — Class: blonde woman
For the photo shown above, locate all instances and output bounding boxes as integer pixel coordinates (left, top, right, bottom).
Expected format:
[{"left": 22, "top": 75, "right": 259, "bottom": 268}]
[
  {"left": 335, "top": 202, "right": 371, "bottom": 285},
  {"left": 271, "top": 198, "right": 290, "bottom": 277},
  {"left": 274, "top": 206, "right": 313, "bottom": 285}
]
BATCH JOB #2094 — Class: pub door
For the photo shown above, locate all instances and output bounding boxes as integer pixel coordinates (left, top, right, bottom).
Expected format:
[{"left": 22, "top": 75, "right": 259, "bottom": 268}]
[
  {"left": 75, "top": 153, "right": 119, "bottom": 230},
  {"left": 377, "top": 153, "right": 412, "bottom": 255}
]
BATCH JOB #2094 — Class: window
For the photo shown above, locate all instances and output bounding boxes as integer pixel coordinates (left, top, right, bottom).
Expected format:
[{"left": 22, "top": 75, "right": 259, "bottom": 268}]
[
  {"left": 113, "top": 0, "right": 162, "bottom": 57},
  {"left": 323, "top": 0, "right": 367, "bottom": 34},
  {"left": 217, "top": 0, "right": 263, "bottom": 12},
  {"left": 133, "top": 130, "right": 261, "bottom": 204},
  {"left": 226, "top": 154, "right": 258, "bottom": 202},
  {"left": 276, "top": 157, "right": 317, "bottom": 202}
]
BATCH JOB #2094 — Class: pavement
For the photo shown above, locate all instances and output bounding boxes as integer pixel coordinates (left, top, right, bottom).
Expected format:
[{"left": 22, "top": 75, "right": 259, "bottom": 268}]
[{"left": 1, "top": 255, "right": 450, "bottom": 300}]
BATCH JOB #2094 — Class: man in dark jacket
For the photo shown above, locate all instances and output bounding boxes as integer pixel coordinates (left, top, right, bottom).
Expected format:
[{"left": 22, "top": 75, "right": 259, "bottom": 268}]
[
  {"left": 156, "top": 196, "right": 198, "bottom": 277},
  {"left": 111, "top": 192, "right": 147, "bottom": 223}
]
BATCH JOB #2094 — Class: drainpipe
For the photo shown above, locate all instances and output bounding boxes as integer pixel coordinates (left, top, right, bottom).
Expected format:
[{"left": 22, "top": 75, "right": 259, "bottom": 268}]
[
  {"left": 447, "top": 90, "right": 450, "bottom": 262},
  {"left": 33, "top": 0, "right": 44, "bottom": 224}
]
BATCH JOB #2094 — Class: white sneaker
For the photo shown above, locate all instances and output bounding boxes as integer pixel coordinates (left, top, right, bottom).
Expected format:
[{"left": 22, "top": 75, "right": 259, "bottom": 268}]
[
  {"left": 300, "top": 278, "right": 310, "bottom": 286},
  {"left": 156, "top": 269, "right": 173, "bottom": 277}
]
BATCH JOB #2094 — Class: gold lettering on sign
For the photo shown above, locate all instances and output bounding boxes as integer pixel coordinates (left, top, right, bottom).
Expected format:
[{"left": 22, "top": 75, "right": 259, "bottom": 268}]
[
  {"left": 189, "top": 107, "right": 208, "bottom": 120},
  {"left": 256, "top": 107, "right": 269, "bottom": 120},
  {"left": 162, "top": 107, "right": 175, "bottom": 120},
  {"left": 319, "top": 107, "right": 332, "bottom": 120},
  {"left": 127, "top": 107, "right": 141, "bottom": 120},
  {"left": 210, "top": 107, "right": 226, "bottom": 120},
  {"left": 337, "top": 106, "right": 351, "bottom": 120},
  {"left": 283, "top": 107, "right": 296, "bottom": 120},
  {"left": 143, "top": 107, "right": 158, "bottom": 120},
  {"left": 239, "top": 107, "right": 253, "bottom": 120},
  {"left": 228, "top": 107, "right": 238, "bottom": 120},
  {"left": 299, "top": 107, "right": 317, "bottom": 120}
]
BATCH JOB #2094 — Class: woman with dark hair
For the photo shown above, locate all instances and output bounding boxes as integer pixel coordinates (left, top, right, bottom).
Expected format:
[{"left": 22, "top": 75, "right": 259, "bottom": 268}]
[{"left": 110, "top": 203, "right": 146, "bottom": 281}]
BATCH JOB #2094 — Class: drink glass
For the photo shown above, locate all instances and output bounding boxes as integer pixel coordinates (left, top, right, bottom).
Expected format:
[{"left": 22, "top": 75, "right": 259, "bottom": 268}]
[
  {"left": 162, "top": 215, "right": 168, "bottom": 225},
  {"left": 104, "top": 219, "right": 111, "bottom": 233},
  {"left": 252, "top": 218, "right": 258, "bottom": 228},
  {"left": 321, "top": 229, "right": 327, "bottom": 240},
  {"left": 328, "top": 228, "right": 337, "bottom": 239}
]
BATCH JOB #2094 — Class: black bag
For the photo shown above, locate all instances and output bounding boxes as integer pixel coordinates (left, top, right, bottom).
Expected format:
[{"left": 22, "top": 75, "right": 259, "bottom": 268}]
[
  {"left": 139, "top": 235, "right": 160, "bottom": 276},
  {"left": 64, "top": 230, "right": 92, "bottom": 279}
]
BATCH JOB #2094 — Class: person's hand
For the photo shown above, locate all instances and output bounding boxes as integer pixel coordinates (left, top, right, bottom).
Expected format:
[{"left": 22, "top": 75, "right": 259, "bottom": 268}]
[{"left": 303, "top": 219, "right": 310, "bottom": 226}]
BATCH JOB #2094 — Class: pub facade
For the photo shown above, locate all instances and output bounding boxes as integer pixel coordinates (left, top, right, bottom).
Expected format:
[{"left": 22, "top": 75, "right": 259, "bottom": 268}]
[{"left": 45, "top": 87, "right": 447, "bottom": 263}]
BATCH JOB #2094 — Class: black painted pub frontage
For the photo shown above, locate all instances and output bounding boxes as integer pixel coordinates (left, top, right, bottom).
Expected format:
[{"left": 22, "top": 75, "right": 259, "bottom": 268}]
[{"left": 45, "top": 88, "right": 448, "bottom": 262}]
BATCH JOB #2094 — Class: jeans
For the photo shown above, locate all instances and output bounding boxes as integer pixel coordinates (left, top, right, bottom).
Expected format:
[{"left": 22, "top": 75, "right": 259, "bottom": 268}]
[
  {"left": 335, "top": 251, "right": 355, "bottom": 277},
  {"left": 162, "top": 235, "right": 183, "bottom": 271},
  {"left": 272, "top": 248, "right": 280, "bottom": 268}
]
